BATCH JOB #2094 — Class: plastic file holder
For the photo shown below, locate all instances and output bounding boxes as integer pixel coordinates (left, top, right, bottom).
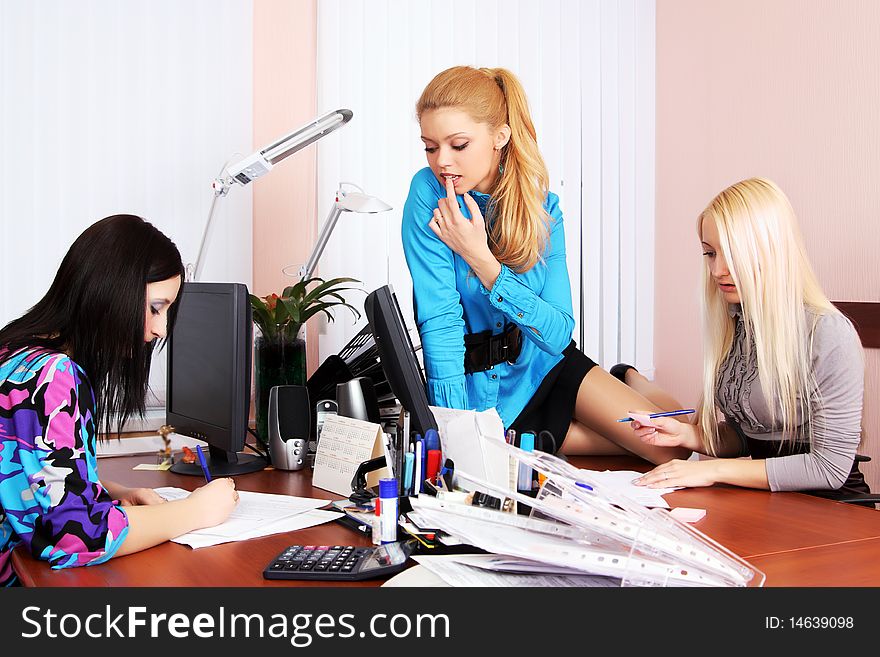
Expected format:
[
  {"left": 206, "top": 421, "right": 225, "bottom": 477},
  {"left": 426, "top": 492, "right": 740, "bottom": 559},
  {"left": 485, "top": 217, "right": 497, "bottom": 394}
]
[{"left": 410, "top": 443, "right": 765, "bottom": 587}]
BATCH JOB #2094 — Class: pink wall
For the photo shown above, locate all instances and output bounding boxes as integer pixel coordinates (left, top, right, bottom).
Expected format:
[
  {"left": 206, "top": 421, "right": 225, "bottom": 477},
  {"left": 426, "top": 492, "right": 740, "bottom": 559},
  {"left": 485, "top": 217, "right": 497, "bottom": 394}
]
[
  {"left": 253, "top": 0, "right": 319, "bottom": 373},
  {"left": 656, "top": 0, "right": 880, "bottom": 487}
]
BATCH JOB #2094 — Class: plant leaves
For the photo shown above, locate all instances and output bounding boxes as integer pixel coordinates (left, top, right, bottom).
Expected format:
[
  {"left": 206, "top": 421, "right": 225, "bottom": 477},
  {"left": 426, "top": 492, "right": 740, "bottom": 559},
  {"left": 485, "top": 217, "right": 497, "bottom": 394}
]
[{"left": 302, "top": 277, "right": 362, "bottom": 306}]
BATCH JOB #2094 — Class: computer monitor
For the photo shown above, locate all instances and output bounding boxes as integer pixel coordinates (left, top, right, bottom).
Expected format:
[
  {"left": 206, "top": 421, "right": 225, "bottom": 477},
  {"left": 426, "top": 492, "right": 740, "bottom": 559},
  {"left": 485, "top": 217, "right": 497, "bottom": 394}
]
[
  {"left": 166, "top": 282, "right": 266, "bottom": 476},
  {"left": 364, "top": 285, "right": 438, "bottom": 436}
]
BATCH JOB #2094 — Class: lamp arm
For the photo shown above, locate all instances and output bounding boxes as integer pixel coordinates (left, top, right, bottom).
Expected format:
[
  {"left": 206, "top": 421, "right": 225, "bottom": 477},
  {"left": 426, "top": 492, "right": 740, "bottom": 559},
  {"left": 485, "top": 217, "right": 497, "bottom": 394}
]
[
  {"left": 301, "top": 203, "right": 344, "bottom": 280},
  {"left": 187, "top": 162, "right": 235, "bottom": 282}
]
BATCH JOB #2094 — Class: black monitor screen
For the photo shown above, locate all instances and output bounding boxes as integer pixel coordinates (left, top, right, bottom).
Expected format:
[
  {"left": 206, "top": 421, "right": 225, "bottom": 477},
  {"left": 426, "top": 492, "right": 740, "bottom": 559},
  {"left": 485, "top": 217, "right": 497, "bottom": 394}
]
[
  {"left": 166, "top": 282, "right": 265, "bottom": 476},
  {"left": 364, "top": 285, "right": 437, "bottom": 436}
]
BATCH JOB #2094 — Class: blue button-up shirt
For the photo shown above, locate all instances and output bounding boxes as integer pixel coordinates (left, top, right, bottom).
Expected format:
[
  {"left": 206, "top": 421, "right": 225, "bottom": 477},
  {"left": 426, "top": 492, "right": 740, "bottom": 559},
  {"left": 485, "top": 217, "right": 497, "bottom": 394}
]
[{"left": 401, "top": 167, "right": 575, "bottom": 428}]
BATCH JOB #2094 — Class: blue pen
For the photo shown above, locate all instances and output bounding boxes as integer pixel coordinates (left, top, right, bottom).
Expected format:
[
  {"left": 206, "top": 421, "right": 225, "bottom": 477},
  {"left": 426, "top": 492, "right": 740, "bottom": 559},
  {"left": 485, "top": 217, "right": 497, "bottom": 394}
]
[
  {"left": 616, "top": 409, "right": 696, "bottom": 423},
  {"left": 196, "top": 445, "right": 212, "bottom": 482}
]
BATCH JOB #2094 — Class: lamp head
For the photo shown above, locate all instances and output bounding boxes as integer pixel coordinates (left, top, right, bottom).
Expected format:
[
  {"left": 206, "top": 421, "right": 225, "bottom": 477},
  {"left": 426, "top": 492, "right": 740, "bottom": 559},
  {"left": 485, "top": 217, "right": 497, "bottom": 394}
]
[
  {"left": 337, "top": 190, "right": 393, "bottom": 213},
  {"left": 225, "top": 109, "right": 353, "bottom": 187}
]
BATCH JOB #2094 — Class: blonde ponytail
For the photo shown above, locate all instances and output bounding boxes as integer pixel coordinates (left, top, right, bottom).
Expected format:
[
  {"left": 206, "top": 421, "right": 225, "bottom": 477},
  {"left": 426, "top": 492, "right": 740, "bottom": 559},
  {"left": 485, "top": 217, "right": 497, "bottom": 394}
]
[{"left": 416, "top": 66, "right": 550, "bottom": 272}]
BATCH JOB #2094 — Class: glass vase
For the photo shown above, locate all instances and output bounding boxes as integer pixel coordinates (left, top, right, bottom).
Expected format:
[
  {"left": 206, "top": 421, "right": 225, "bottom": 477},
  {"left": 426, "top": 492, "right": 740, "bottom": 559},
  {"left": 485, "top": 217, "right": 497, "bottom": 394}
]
[{"left": 254, "top": 325, "right": 307, "bottom": 448}]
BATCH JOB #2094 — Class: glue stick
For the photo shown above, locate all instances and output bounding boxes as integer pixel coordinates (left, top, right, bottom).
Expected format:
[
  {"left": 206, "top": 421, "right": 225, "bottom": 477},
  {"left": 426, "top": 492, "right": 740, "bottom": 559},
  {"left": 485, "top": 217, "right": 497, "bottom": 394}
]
[{"left": 378, "top": 477, "right": 399, "bottom": 544}]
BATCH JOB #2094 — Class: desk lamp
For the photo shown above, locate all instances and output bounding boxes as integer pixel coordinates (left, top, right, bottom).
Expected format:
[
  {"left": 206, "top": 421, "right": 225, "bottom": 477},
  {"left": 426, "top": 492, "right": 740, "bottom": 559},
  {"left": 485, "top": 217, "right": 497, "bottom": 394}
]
[
  {"left": 189, "top": 108, "right": 355, "bottom": 281},
  {"left": 298, "top": 182, "right": 392, "bottom": 280}
]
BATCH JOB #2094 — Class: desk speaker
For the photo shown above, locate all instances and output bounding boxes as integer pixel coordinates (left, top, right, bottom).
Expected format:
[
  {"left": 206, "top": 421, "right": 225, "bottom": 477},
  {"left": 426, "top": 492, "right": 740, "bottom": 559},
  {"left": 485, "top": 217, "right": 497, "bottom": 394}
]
[{"left": 268, "top": 385, "right": 310, "bottom": 471}]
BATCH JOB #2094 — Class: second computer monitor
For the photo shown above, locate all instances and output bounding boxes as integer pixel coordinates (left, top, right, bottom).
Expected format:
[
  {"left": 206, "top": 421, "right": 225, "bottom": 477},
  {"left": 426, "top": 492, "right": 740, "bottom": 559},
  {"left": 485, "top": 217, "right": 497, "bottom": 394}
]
[
  {"left": 364, "top": 285, "right": 437, "bottom": 436},
  {"left": 166, "top": 281, "right": 266, "bottom": 476}
]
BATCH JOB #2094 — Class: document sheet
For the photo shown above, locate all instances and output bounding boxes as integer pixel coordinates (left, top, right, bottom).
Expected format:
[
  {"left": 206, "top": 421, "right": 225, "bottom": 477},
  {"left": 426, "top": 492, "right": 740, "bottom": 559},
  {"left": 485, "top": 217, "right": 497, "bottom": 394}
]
[{"left": 155, "top": 487, "right": 336, "bottom": 548}]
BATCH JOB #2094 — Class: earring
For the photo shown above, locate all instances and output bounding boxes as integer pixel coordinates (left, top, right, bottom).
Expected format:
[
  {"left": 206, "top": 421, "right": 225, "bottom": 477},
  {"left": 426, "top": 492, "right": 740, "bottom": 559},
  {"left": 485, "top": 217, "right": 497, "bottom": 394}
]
[{"left": 498, "top": 162, "right": 504, "bottom": 174}]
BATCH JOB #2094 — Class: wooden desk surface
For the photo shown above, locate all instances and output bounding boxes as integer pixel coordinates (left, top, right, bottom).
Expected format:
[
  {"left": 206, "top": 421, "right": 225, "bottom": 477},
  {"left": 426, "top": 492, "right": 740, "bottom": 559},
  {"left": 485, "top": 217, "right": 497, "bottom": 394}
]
[{"left": 13, "top": 454, "right": 880, "bottom": 587}]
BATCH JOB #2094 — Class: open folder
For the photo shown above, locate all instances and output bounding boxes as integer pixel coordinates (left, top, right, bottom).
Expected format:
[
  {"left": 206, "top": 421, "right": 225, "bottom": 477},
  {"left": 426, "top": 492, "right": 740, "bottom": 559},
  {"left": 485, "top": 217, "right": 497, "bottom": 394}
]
[{"left": 408, "top": 429, "right": 765, "bottom": 588}]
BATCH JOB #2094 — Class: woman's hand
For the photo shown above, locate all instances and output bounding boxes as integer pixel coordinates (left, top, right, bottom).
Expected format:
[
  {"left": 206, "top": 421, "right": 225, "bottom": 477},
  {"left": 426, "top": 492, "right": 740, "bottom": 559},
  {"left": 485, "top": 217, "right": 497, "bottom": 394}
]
[
  {"left": 185, "top": 478, "right": 240, "bottom": 529},
  {"left": 633, "top": 458, "right": 721, "bottom": 489},
  {"left": 429, "top": 177, "right": 502, "bottom": 289},
  {"left": 628, "top": 412, "right": 703, "bottom": 452}
]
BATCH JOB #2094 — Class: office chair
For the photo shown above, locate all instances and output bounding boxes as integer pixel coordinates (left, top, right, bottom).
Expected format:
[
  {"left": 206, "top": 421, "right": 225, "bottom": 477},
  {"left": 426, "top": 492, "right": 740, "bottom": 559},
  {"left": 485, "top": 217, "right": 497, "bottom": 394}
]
[{"left": 826, "top": 302, "right": 880, "bottom": 509}]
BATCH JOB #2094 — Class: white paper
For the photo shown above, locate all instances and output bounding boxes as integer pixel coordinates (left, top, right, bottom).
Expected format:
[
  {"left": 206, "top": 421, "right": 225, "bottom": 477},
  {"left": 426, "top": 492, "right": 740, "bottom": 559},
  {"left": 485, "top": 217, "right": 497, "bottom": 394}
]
[
  {"left": 172, "top": 510, "right": 342, "bottom": 549},
  {"left": 578, "top": 469, "right": 678, "bottom": 508},
  {"left": 411, "top": 555, "right": 621, "bottom": 587},
  {"left": 155, "top": 487, "right": 333, "bottom": 544},
  {"left": 429, "top": 406, "right": 509, "bottom": 492}
]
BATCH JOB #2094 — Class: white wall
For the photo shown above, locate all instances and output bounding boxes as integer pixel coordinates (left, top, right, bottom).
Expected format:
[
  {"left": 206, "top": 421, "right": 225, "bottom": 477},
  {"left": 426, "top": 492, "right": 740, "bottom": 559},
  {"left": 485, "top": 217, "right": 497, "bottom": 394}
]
[
  {"left": 314, "top": 0, "right": 657, "bottom": 376},
  {"left": 0, "top": 0, "right": 254, "bottom": 414}
]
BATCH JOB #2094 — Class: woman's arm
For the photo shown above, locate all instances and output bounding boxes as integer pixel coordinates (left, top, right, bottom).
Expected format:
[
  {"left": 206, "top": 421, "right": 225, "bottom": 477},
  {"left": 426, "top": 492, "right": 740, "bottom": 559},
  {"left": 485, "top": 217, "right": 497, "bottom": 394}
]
[
  {"left": 113, "top": 479, "right": 239, "bottom": 556},
  {"left": 632, "top": 416, "right": 771, "bottom": 489},
  {"left": 635, "top": 456, "right": 770, "bottom": 490},
  {"left": 5, "top": 354, "right": 237, "bottom": 568},
  {"left": 764, "top": 313, "right": 865, "bottom": 492},
  {"left": 432, "top": 181, "right": 575, "bottom": 355},
  {"left": 401, "top": 169, "right": 469, "bottom": 409},
  {"left": 102, "top": 480, "right": 166, "bottom": 506}
]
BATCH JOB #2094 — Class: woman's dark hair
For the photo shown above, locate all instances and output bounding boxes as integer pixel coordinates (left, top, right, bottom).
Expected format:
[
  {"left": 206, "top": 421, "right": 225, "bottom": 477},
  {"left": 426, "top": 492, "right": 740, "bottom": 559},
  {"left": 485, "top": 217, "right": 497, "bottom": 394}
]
[{"left": 0, "top": 214, "right": 185, "bottom": 438}]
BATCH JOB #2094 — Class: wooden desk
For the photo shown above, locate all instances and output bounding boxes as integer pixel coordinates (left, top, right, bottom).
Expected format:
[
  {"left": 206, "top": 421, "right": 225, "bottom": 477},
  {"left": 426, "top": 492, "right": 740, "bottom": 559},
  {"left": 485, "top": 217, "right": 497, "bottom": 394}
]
[{"left": 13, "top": 454, "right": 880, "bottom": 587}]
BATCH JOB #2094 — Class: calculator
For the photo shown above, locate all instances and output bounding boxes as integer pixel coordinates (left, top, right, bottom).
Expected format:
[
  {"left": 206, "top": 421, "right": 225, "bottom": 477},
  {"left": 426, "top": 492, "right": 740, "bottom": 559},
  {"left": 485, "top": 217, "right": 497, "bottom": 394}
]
[{"left": 263, "top": 541, "right": 413, "bottom": 581}]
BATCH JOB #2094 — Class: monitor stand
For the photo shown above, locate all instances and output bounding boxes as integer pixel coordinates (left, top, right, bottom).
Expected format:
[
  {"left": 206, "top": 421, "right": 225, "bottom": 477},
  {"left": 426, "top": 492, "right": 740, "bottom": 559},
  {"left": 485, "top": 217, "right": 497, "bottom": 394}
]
[{"left": 169, "top": 447, "right": 267, "bottom": 477}]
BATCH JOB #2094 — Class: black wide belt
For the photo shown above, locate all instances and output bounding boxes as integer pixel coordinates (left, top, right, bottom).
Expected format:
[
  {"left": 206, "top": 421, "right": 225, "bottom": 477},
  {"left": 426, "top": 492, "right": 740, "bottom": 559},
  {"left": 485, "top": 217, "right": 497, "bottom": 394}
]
[{"left": 464, "top": 324, "right": 523, "bottom": 373}]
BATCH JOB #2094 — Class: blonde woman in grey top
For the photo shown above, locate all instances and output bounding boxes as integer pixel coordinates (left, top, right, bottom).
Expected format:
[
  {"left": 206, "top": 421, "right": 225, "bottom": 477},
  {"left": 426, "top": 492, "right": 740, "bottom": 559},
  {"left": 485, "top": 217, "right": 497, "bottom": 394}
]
[{"left": 627, "top": 178, "right": 866, "bottom": 495}]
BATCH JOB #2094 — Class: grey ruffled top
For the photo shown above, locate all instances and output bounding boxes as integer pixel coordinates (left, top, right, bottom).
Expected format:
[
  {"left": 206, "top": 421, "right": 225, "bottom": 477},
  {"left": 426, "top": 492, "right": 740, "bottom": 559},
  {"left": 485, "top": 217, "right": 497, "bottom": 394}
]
[{"left": 715, "top": 305, "right": 864, "bottom": 491}]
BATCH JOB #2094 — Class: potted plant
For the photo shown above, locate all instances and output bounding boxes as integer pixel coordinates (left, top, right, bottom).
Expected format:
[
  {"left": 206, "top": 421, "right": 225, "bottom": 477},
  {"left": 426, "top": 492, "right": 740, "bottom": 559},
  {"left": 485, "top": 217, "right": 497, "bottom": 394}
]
[{"left": 249, "top": 276, "right": 361, "bottom": 448}]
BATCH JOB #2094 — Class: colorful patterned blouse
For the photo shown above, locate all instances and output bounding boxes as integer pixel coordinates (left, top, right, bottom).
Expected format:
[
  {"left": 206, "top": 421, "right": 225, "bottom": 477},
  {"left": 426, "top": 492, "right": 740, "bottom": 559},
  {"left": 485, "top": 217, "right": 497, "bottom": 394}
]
[{"left": 0, "top": 348, "right": 129, "bottom": 586}]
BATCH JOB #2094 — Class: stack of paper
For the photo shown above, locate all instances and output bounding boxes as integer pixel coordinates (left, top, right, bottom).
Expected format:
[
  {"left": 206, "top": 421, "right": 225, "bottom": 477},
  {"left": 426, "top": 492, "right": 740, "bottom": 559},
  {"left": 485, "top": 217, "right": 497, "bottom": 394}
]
[{"left": 155, "top": 487, "right": 341, "bottom": 549}]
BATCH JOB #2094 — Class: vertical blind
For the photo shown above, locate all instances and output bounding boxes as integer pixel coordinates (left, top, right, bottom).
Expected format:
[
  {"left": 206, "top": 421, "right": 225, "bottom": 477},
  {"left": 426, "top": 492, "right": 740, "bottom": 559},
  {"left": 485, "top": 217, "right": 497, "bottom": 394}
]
[
  {"left": 315, "top": 0, "right": 657, "bottom": 376},
  {"left": 0, "top": 0, "right": 254, "bottom": 416}
]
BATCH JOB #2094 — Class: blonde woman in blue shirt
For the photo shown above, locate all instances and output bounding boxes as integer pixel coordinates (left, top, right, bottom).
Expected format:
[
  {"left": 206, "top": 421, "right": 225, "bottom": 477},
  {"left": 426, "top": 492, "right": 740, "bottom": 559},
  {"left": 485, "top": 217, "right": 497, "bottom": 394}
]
[{"left": 401, "top": 66, "right": 689, "bottom": 464}]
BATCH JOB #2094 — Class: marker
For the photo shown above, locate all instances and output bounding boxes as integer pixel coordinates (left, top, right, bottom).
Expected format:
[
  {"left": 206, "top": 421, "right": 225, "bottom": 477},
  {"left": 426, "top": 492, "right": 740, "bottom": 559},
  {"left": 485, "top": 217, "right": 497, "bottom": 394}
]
[
  {"left": 517, "top": 433, "right": 535, "bottom": 492},
  {"left": 425, "top": 449, "right": 442, "bottom": 487},
  {"left": 403, "top": 452, "right": 414, "bottom": 496},
  {"left": 414, "top": 436, "right": 424, "bottom": 495},
  {"left": 617, "top": 409, "right": 696, "bottom": 423},
  {"left": 424, "top": 428, "right": 440, "bottom": 452},
  {"left": 195, "top": 445, "right": 212, "bottom": 482}
]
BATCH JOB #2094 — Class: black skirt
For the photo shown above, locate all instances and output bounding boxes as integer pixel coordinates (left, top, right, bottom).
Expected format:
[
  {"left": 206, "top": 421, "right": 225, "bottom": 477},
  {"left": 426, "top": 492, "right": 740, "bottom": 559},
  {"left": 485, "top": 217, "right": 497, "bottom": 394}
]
[{"left": 508, "top": 341, "right": 597, "bottom": 452}]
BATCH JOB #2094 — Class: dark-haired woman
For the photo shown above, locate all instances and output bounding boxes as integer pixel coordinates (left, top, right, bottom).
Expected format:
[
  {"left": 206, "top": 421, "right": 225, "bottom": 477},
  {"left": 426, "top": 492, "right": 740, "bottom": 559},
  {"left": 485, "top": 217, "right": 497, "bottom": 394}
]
[{"left": 0, "top": 215, "right": 239, "bottom": 586}]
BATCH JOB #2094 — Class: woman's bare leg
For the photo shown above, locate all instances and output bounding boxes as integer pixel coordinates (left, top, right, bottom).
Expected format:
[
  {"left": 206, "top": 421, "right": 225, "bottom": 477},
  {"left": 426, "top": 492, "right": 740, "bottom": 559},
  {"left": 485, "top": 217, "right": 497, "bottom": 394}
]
[
  {"left": 560, "top": 367, "right": 691, "bottom": 464},
  {"left": 620, "top": 368, "right": 684, "bottom": 412},
  {"left": 559, "top": 419, "right": 629, "bottom": 456}
]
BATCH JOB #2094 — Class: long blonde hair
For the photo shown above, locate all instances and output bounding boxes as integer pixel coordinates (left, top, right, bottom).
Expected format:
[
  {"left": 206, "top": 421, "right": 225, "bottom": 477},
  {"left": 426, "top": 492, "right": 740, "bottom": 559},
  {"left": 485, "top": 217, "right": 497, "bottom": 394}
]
[
  {"left": 697, "top": 178, "right": 839, "bottom": 455},
  {"left": 416, "top": 66, "right": 550, "bottom": 272}
]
